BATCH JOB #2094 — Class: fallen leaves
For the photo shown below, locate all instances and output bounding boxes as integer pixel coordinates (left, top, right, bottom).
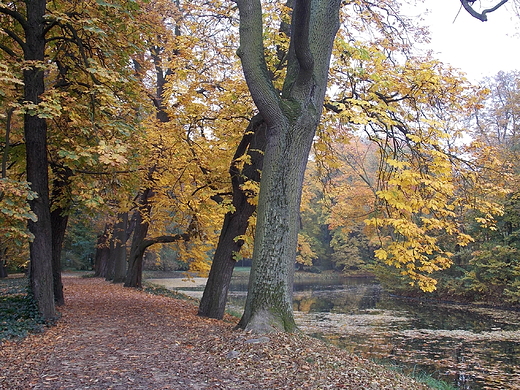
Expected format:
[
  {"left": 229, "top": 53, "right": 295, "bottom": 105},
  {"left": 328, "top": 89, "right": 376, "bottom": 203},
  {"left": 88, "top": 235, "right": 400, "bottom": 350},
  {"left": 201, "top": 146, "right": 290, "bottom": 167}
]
[{"left": 0, "top": 276, "right": 429, "bottom": 389}]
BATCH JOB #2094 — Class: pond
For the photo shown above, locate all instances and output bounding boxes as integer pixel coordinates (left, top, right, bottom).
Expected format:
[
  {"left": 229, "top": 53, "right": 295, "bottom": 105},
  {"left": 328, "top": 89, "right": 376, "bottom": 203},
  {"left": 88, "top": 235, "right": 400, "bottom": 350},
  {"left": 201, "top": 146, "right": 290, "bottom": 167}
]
[{"left": 149, "top": 272, "right": 520, "bottom": 389}]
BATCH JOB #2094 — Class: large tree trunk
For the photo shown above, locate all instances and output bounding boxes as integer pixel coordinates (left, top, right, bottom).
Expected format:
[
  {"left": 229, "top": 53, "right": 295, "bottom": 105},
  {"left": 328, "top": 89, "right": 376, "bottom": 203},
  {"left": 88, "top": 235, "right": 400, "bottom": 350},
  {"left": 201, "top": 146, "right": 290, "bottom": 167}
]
[
  {"left": 0, "top": 248, "right": 7, "bottom": 278},
  {"left": 124, "top": 188, "right": 152, "bottom": 288},
  {"left": 198, "top": 114, "right": 266, "bottom": 319},
  {"left": 235, "top": 0, "right": 340, "bottom": 332},
  {"left": 112, "top": 212, "right": 128, "bottom": 283},
  {"left": 238, "top": 117, "right": 316, "bottom": 332},
  {"left": 94, "top": 224, "right": 111, "bottom": 277},
  {"left": 50, "top": 207, "right": 67, "bottom": 306},
  {"left": 50, "top": 165, "right": 73, "bottom": 306},
  {"left": 24, "top": 0, "right": 56, "bottom": 321}
]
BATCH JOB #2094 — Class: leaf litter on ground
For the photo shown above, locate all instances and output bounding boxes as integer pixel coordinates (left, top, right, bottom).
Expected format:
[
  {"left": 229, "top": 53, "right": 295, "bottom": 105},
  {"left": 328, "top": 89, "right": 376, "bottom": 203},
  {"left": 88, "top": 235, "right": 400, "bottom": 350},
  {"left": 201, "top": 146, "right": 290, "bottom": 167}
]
[{"left": 0, "top": 276, "right": 431, "bottom": 389}]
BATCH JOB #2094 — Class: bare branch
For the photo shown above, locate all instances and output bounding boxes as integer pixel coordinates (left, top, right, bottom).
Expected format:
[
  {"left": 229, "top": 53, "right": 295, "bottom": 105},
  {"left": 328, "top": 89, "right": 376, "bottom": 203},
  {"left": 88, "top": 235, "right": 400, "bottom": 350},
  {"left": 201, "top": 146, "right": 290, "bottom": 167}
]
[
  {"left": 460, "top": 0, "right": 510, "bottom": 22},
  {"left": 0, "top": 6, "right": 28, "bottom": 30},
  {"left": 0, "top": 42, "right": 17, "bottom": 57},
  {"left": 1, "top": 27, "right": 26, "bottom": 52}
]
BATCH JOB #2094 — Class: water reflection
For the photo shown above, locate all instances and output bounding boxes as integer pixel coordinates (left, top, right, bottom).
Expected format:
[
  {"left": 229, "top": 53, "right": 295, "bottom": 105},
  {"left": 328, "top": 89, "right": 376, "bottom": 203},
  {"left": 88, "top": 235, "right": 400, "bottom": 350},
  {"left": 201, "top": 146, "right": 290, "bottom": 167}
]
[{"left": 227, "top": 276, "right": 520, "bottom": 389}]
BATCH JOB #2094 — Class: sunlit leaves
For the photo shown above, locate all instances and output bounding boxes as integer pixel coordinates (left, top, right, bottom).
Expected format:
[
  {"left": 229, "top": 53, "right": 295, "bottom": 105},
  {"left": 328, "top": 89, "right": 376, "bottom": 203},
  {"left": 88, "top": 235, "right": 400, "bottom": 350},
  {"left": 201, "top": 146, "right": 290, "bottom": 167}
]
[
  {"left": 296, "top": 233, "right": 317, "bottom": 266},
  {"left": 0, "top": 179, "right": 37, "bottom": 268},
  {"left": 314, "top": 20, "right": 506, "bottom": 291}
]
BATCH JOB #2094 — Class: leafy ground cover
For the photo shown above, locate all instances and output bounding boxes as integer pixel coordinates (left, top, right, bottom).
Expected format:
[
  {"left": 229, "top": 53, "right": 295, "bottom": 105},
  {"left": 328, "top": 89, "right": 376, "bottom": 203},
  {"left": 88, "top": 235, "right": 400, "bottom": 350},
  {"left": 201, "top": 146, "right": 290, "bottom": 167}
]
[
  {"left": 0, "top": 275, "right": 45, "bottom": 340},
  {"left": 0, "top": 275, "right": 431, "bottom": 389}
]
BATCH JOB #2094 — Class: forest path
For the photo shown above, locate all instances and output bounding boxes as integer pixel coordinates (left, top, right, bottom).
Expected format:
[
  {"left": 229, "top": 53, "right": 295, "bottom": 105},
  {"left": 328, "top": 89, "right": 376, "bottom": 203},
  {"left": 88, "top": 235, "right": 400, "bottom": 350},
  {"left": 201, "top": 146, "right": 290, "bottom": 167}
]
[{"left": 1, "top": 276, "right": 428, "bottom": 389}]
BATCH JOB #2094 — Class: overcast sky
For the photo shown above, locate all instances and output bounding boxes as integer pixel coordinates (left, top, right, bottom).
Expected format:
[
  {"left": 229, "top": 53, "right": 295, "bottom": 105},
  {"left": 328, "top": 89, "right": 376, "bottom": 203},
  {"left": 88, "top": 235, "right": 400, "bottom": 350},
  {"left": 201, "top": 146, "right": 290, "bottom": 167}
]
[{"left": 405, "top": 0, "right": 519, "bottom": 81}]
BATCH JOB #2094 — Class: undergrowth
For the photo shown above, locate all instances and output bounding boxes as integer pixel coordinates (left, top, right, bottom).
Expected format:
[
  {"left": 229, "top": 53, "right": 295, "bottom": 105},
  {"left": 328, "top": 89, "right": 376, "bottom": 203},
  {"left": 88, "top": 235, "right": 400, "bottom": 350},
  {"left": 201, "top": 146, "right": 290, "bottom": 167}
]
[
  {"left": 142, "top": 282, "right": 198, "bottom": 302},
  {"left": 376, "top": 359, "right": 457, "bottom": 390},
  {"left": 0, "top": 276, "right": 45, "bottom": 341}
]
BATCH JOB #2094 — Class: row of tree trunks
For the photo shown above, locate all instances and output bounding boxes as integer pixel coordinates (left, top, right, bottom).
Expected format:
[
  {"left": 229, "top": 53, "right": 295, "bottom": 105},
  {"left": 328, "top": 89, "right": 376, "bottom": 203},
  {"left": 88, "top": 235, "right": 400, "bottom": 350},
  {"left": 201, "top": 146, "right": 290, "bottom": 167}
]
[
  {"left": 111, "top": 213, "right": 129, "bottom": 283},
  {"left": 93, "top": 214, "right": 130, "bottom": 282},
  {"left": 94, "top": 225, "right": 111, "bottom": 277}
]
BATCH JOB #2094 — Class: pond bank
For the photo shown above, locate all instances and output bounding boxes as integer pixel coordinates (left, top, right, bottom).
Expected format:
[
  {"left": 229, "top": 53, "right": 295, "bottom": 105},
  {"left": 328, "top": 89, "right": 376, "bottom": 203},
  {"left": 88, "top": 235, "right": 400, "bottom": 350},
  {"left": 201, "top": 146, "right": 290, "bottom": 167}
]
[{"left": 145, "top": 270, "right": 520, "bottom": 389}]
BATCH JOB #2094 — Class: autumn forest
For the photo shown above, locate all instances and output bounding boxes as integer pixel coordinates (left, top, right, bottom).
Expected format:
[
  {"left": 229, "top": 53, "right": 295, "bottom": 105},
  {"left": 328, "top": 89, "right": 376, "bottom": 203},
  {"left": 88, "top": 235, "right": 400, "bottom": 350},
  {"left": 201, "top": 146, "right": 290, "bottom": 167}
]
[{"left": 1, "top": 0, "right": 519, "bottom": 341}]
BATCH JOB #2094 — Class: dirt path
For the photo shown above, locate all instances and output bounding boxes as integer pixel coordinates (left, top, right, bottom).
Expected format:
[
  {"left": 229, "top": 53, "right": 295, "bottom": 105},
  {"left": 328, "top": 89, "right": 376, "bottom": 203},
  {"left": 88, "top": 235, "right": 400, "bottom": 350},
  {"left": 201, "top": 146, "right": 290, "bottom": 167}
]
[{"left": 0, "top": 276, "right": 428, "bottom": 389}]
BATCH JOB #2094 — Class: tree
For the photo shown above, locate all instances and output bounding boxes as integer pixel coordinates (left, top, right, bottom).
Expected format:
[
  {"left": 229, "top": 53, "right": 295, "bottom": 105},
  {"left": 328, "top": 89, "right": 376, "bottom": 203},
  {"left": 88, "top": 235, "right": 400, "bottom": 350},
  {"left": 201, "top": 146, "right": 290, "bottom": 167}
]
[
  {"left": 235, "top": 0, "right": 342, "bottom": 332},
  {"left": 50, "top": 165, "right": 72, "bottom": 305},
  {"left": 455, "top": 71, "right": 520, "bottom": 304},
  {"left": 200, "top": 0, "right": 489, "bottom": 324},
  {"left": 17, "top": 0, "right": 56, "bottom": 321},
  {"left": 121, "top": 0, "right": 256, "bottom": 289},
  {"left": 198, "top": 114, "right": 266, "bottom": 319},
  {"left": 1, "top": 0, "right": 172, "bottom": 317}
]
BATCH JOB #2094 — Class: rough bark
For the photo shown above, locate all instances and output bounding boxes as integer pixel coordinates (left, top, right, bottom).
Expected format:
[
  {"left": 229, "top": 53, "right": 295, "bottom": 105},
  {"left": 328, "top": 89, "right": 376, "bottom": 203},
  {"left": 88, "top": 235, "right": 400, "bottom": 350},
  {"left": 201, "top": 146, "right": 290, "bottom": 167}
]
[
  {"left": 124, "top": 188, "right": 153, "bottom": 288},
  {"left": 0, "top": 251, "right": 7, "bottom": 278},
  {"left": 50, "top": 165, "right": 73, "bottom": 306},
  {"left": 235, "top": 0, "right": 341, "bottom": 333},
  {"left": 50, "top": 207, "right": 67, "bottom": 305},
  {"left": 198, "top": 114, "right": 267, "bottom": 319},
  {"left": 111, "top": 212, "right": 128, "bottom": 283},
  {"left": 94, "top": 224, "right": 111, "bottom": 277},
  {"left": 24, "top": 0, "right": 56, "bottom": 321}
]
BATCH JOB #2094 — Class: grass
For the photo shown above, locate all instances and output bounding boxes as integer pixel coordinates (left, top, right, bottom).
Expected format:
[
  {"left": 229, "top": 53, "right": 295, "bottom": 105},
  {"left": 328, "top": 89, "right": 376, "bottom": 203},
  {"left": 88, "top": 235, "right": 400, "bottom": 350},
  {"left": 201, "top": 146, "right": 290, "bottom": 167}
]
[
  {"left": 374, "top": 359, "right": 457, "bottom": 390},
  {"left": 142, "top": 281, "right": 199, "bottom": 302},
  {"left": 0, "top": 275, "right": 46, "bottom": 341},
  {"left": 412, "top": 373, "right": 457, "bottom": 390}
]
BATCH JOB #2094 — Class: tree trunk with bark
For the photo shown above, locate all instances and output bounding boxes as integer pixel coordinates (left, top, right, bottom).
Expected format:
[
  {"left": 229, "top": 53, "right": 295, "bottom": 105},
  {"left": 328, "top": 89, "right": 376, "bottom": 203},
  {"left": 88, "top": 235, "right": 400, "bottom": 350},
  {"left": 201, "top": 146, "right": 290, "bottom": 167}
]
[
  {"left": 125, "top": 234, "right": 189, "bottom": 287},
  {"left": 0, "top": 249, "right": 7, "bottom": 278},
  {"left": 124, "top": 188, "right": 152, "bottom": 288},
  {"left": 24, "top": 0, "right": 56, "bottom": 321},
  {"left": 123, "top": 46, "right": 170, "bottom": 288},
  {"left": 94, "top": 224, "right": 111, "bottom": 277},
  {"left": 198, "top": 114, "right": 266, "bottom": 319},
  {"left": 50, "top": 165, "right": 73, "bottom": 306},
  {"left": 235, "top": 0, "right": 341, "bottom": 332},
  {"left": 50, "top": 207, "right": 67, "bottom": 305},
  {"left": 111, "top": 212, "right": 128, "bottom": 283}
]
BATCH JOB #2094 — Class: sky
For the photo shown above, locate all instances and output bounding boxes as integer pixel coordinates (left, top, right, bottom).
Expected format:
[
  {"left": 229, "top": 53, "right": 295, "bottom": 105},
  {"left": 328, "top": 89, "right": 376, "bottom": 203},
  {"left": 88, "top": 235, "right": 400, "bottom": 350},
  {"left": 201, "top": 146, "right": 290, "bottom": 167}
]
[{"left": 404, "top": 0, "right": 519, "bottom": 81}]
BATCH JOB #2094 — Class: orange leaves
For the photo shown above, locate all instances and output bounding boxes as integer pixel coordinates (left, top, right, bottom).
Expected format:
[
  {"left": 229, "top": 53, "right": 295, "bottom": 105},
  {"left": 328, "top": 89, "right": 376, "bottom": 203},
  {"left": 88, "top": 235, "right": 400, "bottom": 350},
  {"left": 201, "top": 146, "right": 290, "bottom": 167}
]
[
  {"left": 0, "top": 179, "right": 37, "bottom": 265},
  {"left": 316, "top": 23, "right": 506, "bottom": 291},
  {"left": 96, "top": 140, "right": 128, "bottom": 166},
  {"left": 0, "top": 276, "right": 428, "bottom": 389}
]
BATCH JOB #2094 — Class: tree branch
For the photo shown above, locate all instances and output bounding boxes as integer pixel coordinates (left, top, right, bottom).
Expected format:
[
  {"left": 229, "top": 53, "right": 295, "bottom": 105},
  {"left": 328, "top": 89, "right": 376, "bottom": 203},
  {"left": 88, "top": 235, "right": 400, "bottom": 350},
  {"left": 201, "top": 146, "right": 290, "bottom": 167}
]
[
  {"left": 235, "top": 0, "right": 284, "bottom": 125},
  {"left": 1, "top": 27, "right": 27, "bottom": 52},
  {"left": 0, "top": 6, "right": 28, "bottom": 30},
  {"left": 292, "top": 0, "right": 314, "bottom": 84},
  {"left": 460, "top": 0, "right": 509, "bottom": 22},
  {"left": 0, "top": 42, "right": 17, "bottom": 57},
  {"left": 139, "top": 234, "right": 190, "bottom": 252}
]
